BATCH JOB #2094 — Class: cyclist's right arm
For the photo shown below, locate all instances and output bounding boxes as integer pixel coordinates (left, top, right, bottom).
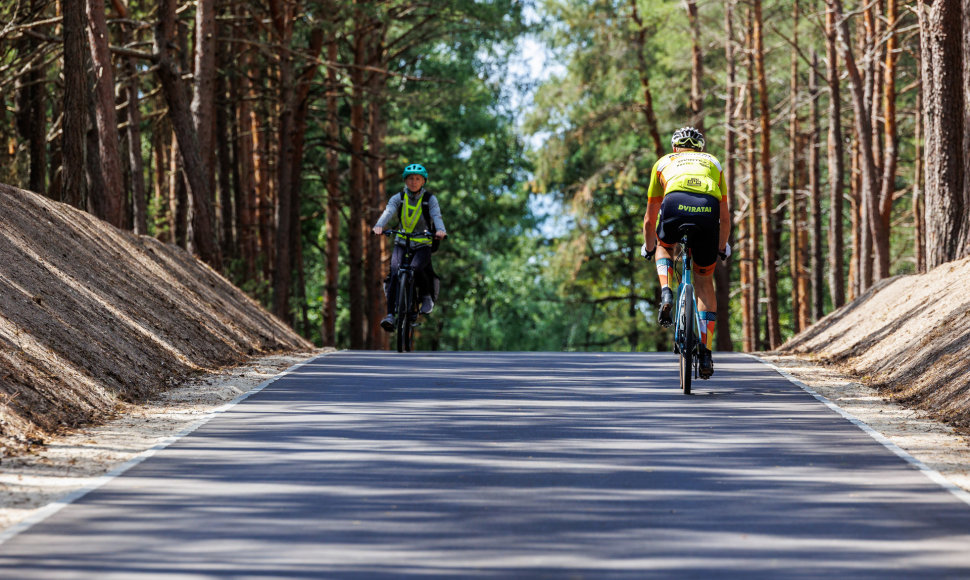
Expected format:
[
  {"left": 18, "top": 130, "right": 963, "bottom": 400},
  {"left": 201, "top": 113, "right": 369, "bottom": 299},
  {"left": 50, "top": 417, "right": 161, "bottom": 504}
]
[
  {"left": 372, "top": 193, "right": 402, "bottom": 234},
  {"left": 718, "top": 174, "right": 731, "bottom": 255}
]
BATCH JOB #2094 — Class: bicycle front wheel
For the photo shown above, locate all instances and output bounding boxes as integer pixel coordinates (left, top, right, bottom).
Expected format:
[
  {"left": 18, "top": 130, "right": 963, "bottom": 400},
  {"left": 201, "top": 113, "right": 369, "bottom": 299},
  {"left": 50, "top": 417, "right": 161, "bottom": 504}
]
[
  {"left": 679, "top": 286, "right": 694, "bottom": 395},
  {"left": 395, "top": 272, "right": 411, "bottom": 353},
  {"left": 403, "top": 289, "right": 415, "bottom": 353}
]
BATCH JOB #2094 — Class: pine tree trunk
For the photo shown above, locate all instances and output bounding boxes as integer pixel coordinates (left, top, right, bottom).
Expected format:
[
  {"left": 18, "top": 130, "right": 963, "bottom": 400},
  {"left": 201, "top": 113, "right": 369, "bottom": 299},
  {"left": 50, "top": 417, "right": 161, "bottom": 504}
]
[
  {"left": 825, "top": 3, "right": 846, "bottom": 309},
  {"left": 917, "top": 0, "right": 964, "bottom": 268},
  {"left": 322, "top": 40, "right": 340, "bottom": 348},
  {"left": 115, "top": 0, "right": 148, "bottom": 238},
  {"left": 787, "top": 0, "right": 801, "bottom": 334},
  {"left": 85, "top": 0, "right": 126, "bottom": 228},
  {"left": 169, "top": 136, "right": 188, "bottom": 247},
  {"left": 273, "top": 8, "right": 296, "bottom": 325},
  {"left": 233, "top": 27, "right": 257, "bottom": 282},
  {"left": 913, "top": 87, "right": 925, "bottom": 274},
  {"left": 152, "top": 129, "right": 171, "bottom": 243},
  {"left": 849, "top": 137, "right": 860, "bottom": 301},
  {"left": 348, "top": 27, "right": 367, "bottom": 349},
  {"left": 808, "top": 51, "right": 824, "bottom": 321},
  {"left": 16, "top": 0, "right": 46, "bottom": 195},
  {"left": 686, "top": 0, "right": 703, "bottom": 130},
  {"left": 86, "top": 98, "right": 107, "bottom": 214},
  {"left": 796, "top": 132, "right": 811, "bottom": 329},
  {"left": 629, "top": 0, "right": 664, "bottom": 157},
  {"left": 743, "top": 7, "right": 760, "bottom": 353},
  {"left": 754, "top": 0, "right": 782, "bottom": 349},
  {"left": 716, "top": 0, "right": 736, "bottom": 352},
  {"left": 878, "top": 0, "right": 899, "bottom": 270},
  {"left": 253, "top": 108, "right": 274, "bottom": 291},
  {"left": 832, "top": 0, "right": 888, "bottom": 284},
  {"left": 192, "top": 0, "right": 217, "bottom": 194},
  {"left": 961, "top": 0, "right": 970, "bottom": 258},
  {"left": 367, "top": 85, "right": 388, "bottom": 350},
  {"left": 154, "top": 0, "right": 221, "bottom": 268},
  {"left": 216, "top": 71, "right": 236, "bottom": 260},
  {"left": 287, "top": 28, "right": 324, "bottom": 331}
]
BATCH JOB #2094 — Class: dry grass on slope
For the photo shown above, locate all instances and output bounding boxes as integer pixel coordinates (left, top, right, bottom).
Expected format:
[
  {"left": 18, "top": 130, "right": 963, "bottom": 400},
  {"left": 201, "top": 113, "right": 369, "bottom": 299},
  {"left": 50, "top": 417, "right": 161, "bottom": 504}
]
[
  {"left": 781, "top": 256, "right": 970, "bottom": 432},
  {"left": 0, "top": 184, "right": 312, "bottom": 456}
]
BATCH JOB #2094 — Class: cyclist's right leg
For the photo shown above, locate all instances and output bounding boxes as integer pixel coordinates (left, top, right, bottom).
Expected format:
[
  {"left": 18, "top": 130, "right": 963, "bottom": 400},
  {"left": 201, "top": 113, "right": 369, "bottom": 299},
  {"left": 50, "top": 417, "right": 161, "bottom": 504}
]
[
  {"left": 382, "top": 245, "right": 405, "bottom": 331},
  {"left": 687, "top": 206, "right": 719, "bottom": 379},
  {"left": 694, "top": 271, "right": 716, "bottom": 378}
]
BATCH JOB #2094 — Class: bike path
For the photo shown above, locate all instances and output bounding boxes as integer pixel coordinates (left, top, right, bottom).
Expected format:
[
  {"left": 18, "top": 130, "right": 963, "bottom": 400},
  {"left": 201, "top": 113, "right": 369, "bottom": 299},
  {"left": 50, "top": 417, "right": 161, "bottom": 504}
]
[{"left": 2, "top": 351, "right": 969, "bottom": 579}]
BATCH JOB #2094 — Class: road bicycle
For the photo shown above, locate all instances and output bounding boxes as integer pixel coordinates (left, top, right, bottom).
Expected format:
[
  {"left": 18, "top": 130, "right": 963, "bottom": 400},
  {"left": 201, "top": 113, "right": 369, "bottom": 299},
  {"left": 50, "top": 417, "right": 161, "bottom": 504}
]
[
  {"left": 671, "top": 234, "right": 703, "bottom": 395},
  {"left": 381, "top": 229, "right": 433, "bottom": 353}
]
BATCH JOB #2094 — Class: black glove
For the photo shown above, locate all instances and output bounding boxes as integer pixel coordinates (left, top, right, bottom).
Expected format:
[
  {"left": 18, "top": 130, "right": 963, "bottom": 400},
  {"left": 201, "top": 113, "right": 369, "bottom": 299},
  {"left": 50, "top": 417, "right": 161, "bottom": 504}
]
[{"left": 640, "top": 243, "right": 656, "bottom": 261}]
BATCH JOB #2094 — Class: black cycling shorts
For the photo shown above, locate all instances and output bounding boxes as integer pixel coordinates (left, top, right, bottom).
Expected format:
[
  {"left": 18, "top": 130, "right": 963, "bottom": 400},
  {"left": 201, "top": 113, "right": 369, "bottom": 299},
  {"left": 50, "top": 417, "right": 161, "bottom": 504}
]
[{"left": 656, "top": 191, "right": 720, "bottom": 268}]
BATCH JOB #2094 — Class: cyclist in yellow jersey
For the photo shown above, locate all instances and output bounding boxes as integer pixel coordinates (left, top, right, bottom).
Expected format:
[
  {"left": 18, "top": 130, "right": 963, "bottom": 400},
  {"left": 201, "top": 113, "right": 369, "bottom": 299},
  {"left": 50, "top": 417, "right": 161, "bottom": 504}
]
[{"left": 641, "top": 127, "right": 731, "bottom": 378}]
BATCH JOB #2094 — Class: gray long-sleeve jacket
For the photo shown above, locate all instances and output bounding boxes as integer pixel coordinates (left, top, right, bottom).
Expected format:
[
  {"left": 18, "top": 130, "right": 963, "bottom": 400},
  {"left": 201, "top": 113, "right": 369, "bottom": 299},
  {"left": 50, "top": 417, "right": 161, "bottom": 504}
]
[{"left": 374, "top": 188, "right": 446, "bottom": 248}]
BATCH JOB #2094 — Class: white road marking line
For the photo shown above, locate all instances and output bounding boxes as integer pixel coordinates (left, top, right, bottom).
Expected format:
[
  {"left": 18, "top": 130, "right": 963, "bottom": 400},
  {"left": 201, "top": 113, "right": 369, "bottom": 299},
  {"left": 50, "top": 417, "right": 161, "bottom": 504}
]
[
  {"left": 754, "top": 354, "right": 970, "bottom": 508},
  {"left": 0, "top": 353, "right": 326, "bottom": 547}
]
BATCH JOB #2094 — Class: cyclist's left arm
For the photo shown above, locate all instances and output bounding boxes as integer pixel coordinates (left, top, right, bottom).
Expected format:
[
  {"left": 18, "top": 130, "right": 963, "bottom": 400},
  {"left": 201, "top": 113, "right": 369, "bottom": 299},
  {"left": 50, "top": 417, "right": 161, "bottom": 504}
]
[
  {"left": 429, "top": 195, "right": 447, "bottom": 239},
  {"left": 643, "top": 159, "right": 663, "bottom": 250}
]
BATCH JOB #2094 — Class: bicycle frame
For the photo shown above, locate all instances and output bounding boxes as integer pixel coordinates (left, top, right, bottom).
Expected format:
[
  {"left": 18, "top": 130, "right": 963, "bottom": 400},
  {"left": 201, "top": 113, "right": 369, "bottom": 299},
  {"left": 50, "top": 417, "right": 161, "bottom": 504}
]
[
  {"left": 382, "top": 229, "right": 432, "bottom": 352},
  {"left": 672, "top": 236, "right": 702, "bottom": 393}
]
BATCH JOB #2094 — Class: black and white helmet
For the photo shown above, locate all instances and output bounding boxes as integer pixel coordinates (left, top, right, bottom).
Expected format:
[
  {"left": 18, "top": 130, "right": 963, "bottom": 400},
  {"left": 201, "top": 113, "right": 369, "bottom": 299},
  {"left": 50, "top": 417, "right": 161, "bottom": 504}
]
[{"left": 671, "top": 126, "right": 705, "bottom": 151}]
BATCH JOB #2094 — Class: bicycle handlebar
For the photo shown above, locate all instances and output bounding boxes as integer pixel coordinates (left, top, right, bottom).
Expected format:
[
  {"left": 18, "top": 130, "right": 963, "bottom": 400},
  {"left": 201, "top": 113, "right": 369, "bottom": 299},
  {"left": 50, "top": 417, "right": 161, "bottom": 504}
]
[{"left": 379, "top": 229, "right": 434, "bottom": 239}]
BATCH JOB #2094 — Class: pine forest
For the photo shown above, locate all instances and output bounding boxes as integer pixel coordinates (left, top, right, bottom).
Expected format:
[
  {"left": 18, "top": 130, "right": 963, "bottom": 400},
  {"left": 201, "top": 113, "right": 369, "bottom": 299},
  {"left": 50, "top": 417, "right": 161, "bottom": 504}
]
[{"left": 1, "top": 0, "right": 969, "bottom": 352}]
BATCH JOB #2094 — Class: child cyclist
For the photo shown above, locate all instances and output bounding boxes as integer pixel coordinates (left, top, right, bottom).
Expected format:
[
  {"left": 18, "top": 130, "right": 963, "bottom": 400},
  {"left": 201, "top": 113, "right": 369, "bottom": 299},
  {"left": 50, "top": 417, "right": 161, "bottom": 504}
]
[{"left": 372, "top": 163, "right": 448, "bottom": 332}]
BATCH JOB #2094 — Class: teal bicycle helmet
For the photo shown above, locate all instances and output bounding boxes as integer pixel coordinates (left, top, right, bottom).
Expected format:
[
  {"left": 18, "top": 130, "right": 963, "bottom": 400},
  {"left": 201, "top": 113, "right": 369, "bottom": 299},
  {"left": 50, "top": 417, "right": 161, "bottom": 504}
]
[{"left": 402, "top": 163, "right": 428, "bottom": 179}]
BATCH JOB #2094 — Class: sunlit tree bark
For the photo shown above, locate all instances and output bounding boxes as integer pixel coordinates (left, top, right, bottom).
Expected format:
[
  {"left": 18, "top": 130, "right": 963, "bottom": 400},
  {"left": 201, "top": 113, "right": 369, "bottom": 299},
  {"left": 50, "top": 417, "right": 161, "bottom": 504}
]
[
  {"left": 825, "top": 1, "right": 846, "bottom": 308},
  {"left": 918, "top": 0, "right": 965, "bottom": 268},
  {"left": 808, "top": 51, "right": 824, "bottom": 321},
  {"left": 754, "top": 0, "right": 781, "bottom": 349},
  {"left": 787, "top": 0, "right": 802, "bottom": 333},
  {"left": 154, "top": 0, "right": 221, "bottom": 268},
  {"left": 831, "top": 0, "right": 887, "bottom": 285}
]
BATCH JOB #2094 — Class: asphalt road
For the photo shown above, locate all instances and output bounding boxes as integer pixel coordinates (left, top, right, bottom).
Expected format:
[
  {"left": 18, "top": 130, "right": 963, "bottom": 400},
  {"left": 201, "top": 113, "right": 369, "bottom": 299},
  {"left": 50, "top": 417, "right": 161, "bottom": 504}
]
[{"left": 2, "top": 351, "right": 970, "bottom": 579}]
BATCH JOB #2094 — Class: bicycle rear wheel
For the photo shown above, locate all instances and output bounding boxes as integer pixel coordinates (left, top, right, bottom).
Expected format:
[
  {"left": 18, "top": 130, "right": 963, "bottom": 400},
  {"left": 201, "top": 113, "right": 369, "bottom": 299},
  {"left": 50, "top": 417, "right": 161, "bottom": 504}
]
[
  {"left": 395, "top": 272, "right": 411, "bottom": 353},
  {"left": 679, "top": 286, "right": 694, "bottom": 395}
]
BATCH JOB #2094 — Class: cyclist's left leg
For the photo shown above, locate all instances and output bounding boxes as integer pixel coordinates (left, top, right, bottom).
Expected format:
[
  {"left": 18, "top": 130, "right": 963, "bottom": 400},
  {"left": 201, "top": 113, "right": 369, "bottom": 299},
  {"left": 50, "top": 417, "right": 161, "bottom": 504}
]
[
  {"left": 654, "top": 196, "right": 684, "bottom": 327},
  {"left": 694, "top": 269, "right": 717, "bottom": 348},
  {"left": 409, "top": 247, "right": 434, "bottom": 314}
]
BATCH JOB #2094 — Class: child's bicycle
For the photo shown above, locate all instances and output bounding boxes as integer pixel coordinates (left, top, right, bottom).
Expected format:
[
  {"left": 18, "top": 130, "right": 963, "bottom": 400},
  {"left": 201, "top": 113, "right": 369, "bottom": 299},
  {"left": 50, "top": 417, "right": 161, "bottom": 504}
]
[{"left": 381, "top": 229, "right": 432, "bottom": 353}]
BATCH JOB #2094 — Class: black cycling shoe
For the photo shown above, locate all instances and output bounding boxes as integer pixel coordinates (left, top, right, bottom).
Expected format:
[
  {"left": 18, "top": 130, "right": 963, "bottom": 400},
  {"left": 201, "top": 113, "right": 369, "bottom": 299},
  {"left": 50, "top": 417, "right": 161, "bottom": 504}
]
[
  {"left": 698, "top": 346, "right": 714, "bottom": 379},
  {"left": 658, "top": 287, "right": 673, "bottom": 327},
  {"left": 380, "top": 314, "right": 395, "bottom": 332}
]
